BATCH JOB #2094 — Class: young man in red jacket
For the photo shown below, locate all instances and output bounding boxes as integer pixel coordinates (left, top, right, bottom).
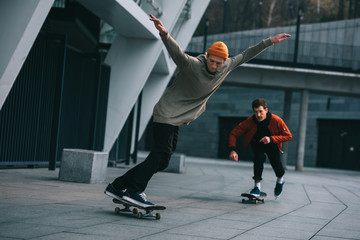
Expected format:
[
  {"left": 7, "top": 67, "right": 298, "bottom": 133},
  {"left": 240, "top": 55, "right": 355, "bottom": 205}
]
[{"left": 229, "top": 98, "right": 292, "bottom": 197}]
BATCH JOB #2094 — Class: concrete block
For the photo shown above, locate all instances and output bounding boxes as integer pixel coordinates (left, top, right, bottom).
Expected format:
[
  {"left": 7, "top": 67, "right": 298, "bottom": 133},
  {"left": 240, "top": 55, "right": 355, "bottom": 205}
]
[
  {"left": 163, "top": 153, "right": 186, "bottom": 173},
  {"left": 59, "top": 149, "right": 108, "bottom": 184}
]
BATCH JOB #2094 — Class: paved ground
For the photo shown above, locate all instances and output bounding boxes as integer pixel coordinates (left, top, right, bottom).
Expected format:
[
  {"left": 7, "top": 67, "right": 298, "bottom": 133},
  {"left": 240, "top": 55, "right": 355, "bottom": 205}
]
[{"left": 1, "top": 154, "right": 360, "bottom": 240}]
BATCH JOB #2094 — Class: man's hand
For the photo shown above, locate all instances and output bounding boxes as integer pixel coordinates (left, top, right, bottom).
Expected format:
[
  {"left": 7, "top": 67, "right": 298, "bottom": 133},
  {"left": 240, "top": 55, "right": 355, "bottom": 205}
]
[
  {"left": 149, "top": 14, "right": 168, "bottom": 36},
  {"left": 229, "top": 150, "right": 238, "bottom": 161},
  {"left": 270, "top": 33, "right": 291, "bottom": 44},
  {"left": 259, "top": 136, "right": 271, "bottom": 144}
]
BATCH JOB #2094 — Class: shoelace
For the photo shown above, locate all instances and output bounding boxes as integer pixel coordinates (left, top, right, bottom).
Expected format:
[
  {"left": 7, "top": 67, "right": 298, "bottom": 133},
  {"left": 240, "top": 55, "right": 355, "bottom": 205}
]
[{"left": 139, "top": 192, "right": 148, "bottom": 201}]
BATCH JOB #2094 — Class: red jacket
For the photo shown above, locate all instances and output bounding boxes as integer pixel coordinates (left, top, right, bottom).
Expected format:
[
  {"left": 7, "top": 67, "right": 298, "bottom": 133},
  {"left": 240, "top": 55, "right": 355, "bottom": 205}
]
[{"left": 229, "top": 113, "right": 292, "bottom": 152}]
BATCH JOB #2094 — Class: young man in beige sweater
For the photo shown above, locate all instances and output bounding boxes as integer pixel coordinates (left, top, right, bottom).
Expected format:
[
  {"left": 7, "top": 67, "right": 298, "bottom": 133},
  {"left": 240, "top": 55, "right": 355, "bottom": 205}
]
[{"left": 105, "top": 14, "right": 291, "bottom": 207}]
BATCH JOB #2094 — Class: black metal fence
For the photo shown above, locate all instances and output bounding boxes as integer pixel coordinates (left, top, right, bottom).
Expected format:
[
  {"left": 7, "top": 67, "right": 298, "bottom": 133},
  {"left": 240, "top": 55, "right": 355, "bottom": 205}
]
[{"left": 0, "top": 33, "right": 110, "bottom": 169}]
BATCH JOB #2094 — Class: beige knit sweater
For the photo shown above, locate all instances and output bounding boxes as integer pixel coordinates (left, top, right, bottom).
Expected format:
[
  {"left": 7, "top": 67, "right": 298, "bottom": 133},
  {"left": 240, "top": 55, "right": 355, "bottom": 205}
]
[{"left": 152, "top": 33, "right": 273, "bottom": 126}]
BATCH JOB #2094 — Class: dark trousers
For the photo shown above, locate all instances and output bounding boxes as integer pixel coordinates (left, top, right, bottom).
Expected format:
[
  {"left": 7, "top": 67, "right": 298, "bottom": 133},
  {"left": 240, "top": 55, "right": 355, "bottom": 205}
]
[
  {"left": 112, "top": 122, "right": 179, "bottom": 192},
  {"left": 251, "top": 142, "right": 285, "bottom": 181}
]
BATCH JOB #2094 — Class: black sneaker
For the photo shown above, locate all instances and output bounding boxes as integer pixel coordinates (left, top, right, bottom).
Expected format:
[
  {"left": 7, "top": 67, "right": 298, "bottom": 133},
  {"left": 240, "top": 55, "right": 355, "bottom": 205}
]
[
  {"left": 274, "top": 182, "right": 284, "bottom": 198},
  {"left": 123, "top": 191, "right": 154, "bottom": 208},
  {"left": 104, "top": 184, "right": 127, "bottom": 200}
]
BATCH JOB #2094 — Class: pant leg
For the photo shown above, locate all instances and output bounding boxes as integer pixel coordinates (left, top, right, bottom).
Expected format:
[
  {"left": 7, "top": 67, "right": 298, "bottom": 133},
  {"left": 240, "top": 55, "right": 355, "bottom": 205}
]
[
  {"left": 251, "top": 143, "right": 266, "bottom": 181},
  {"left": 157, "top": 125, "right": 178, "bottom": 172},
  {"left": 265, "top": 144, "right": 285, "bottom": 178},
  {"left": 112, "top": 122, "right": 178, "bottom": 192}
]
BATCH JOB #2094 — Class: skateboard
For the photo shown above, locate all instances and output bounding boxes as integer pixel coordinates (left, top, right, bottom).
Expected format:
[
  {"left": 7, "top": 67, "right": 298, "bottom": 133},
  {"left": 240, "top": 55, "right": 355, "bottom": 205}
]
[
  {"left": 241, "top": 192, "right": 267, "bottom": 204},
  {"left": 112, "top": 198, "right": 166, "bottom": 220}
]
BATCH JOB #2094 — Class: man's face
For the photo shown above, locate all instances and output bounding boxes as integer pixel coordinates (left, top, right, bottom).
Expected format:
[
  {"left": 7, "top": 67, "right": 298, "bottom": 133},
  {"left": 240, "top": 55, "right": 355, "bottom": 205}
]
[
  {"left": 206, "top": 54, "right": 225, "bottom": 73},
  {"left": 253, "top": 106, "right": 268, "bottom": 122}
]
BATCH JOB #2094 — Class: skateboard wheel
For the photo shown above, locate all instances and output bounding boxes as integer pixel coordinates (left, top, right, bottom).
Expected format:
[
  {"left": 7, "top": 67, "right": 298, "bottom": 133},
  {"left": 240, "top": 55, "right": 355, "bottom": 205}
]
[
  {"left": 262, "top": 199, "right": 265, "bottom": 203},
  {"left": 133, "top": 208, "right": 139, "bottom": 214},
  {"left": 255, "top": 200, "right": 258, "bottom": 204},
  {"left": 156, "top": 213, "right": 161, "bottom": 220},
  {"left": 136, "top": 212, "right": 143, "bottom": 219},
  {"left": 115, "top": 207, "right": 120, "bottom": 214},
  {"left": 242, "top": 199, "right": 245, "bottom": 203}
]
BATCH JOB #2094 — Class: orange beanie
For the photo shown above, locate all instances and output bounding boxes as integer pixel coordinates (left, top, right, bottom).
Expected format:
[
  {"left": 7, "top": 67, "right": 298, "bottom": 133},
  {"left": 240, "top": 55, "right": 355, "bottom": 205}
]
[{"left": 207, "top": 41, "right": 228, "bottom": 59}]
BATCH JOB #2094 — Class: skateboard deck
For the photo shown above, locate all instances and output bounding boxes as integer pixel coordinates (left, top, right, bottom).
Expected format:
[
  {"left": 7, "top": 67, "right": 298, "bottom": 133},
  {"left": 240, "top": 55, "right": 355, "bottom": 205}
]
[
  {"left": 112, "top": 198, "right": 165, "bottom": 220},
  {"left": 241, "top": 192, "right": 267, "bottom": 204}
]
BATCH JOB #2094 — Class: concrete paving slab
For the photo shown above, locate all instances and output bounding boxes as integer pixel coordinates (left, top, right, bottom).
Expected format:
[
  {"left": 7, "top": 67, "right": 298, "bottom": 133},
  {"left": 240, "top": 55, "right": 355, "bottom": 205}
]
[
  {"left": 317, "top": 227, "right": 360, "bottom": 240},
  {"left": 288, "top": 201, "right": 346, "bottom": 220},
  {"left": 245, "top": 225, "right": 318, "bottom": 240},
  {"left": 0, "top": 222, "right": 72, "bottom": 239},
  {"left": 311, "top": 236, "right": 349, "bottom": 240},
  {"left": 231, "top": 233, "right": 289, "bottom": 240},
  {"left": 1, "top": 155, "right": 360, "bottom": 240},
  {"left": 70, "top": 223, "right": 163, "bottom": 239},
  {"left": 32, "top": 232, "right": 119, "bottom": 240}
]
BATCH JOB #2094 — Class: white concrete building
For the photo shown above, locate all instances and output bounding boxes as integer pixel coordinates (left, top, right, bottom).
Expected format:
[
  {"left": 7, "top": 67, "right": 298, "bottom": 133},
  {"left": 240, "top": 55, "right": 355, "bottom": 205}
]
[{"left": 0, "top": 0, "right": 209, "bottom": 167}]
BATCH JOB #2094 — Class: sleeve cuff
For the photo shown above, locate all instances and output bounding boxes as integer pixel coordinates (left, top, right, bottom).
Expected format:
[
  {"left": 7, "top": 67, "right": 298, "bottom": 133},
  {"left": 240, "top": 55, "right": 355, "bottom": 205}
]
[
  {"left": 160, "top": 32, "right": 169, "bottom": 39},
  {"left": 229, "top": 146, "right": 236, "bottom": 152},
  {"left": 264, "top": 38, "right": 274, "bottom": 47}
]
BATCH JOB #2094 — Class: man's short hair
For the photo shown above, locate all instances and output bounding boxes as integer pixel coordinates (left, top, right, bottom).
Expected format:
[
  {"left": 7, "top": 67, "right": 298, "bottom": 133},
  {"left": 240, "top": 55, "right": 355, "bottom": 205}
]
[{"left": 252, "top": 98, "right": 267, "bottom": 110}]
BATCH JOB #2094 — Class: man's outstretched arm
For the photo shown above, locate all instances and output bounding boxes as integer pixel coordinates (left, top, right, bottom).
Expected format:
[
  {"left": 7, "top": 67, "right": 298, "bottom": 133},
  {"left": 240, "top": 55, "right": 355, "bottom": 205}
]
[
  {"left": 149, "top": 14, "right": 191, "bottom": 67},
  {"left": 230, "top": 33, "right": 291, "bottom": 69}
]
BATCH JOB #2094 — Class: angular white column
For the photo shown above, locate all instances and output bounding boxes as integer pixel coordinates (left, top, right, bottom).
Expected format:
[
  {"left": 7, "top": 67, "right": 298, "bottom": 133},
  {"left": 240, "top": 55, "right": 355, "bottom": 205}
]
[
  {"left": 0, "top": 0, "right": 54, "bottom": 110},
  {"left": 103, "top": 36, "right": 162, "bottom": 151},
  {"left": 76, "top": 0, "right": 210, "bottom": 151}
]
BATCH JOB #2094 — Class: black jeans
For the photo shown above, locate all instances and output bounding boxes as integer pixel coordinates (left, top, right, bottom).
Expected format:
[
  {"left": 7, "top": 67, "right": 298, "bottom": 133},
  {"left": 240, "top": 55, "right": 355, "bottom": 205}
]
[
  {"left": 251, "top": 142, "right": 285, "bottom": 181},
  {"left": 112, "top": 122, "right": 179, "bottom": 192}
]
